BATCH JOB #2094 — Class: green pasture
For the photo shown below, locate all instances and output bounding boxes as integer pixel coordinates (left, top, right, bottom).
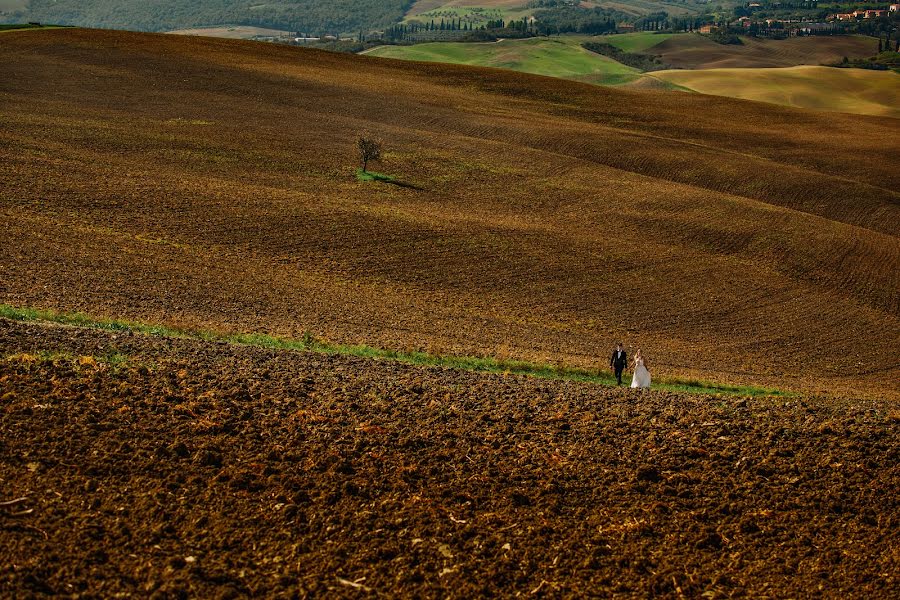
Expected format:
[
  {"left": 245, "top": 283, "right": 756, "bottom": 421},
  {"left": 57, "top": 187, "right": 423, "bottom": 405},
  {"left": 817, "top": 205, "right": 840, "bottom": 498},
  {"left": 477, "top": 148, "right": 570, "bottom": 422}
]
[
  {"left": 602, "top": 31, "right": 675, "bottom": 53},
  {"left": 369, "top": 35, "right": 643, "bottom": 84}
]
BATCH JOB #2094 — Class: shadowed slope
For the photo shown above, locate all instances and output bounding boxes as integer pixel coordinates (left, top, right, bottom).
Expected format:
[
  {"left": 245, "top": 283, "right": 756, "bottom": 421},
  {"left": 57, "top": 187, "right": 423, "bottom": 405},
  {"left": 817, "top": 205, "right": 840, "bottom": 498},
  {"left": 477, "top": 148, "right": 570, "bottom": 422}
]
[
  {"left": 651, "top": 33, "right": 878, "bottom": 69},
  {"left": 1, "top": 28, "right": 898, "bottom": 397}
]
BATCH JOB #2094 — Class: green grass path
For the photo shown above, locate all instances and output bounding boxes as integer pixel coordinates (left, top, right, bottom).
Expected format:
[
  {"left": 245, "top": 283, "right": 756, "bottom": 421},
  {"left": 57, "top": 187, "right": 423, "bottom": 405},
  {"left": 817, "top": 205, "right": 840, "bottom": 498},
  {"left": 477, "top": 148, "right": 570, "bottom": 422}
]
[{"left": 0, "top": 304, "right": 787, "bottom": 397}]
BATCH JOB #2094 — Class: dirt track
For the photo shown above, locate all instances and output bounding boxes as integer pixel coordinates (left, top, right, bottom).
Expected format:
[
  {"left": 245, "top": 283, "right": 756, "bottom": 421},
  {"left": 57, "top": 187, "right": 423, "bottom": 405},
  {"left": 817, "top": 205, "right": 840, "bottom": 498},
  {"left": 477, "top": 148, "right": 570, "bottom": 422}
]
[{"left": 1, "top": 318, "right": 898, "bottom": 597}]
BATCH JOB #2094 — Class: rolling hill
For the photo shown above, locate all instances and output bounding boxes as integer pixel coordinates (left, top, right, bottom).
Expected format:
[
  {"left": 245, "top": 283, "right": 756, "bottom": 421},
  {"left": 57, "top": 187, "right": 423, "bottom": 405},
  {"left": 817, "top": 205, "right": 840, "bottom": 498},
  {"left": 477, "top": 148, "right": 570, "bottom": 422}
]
[
  {"left": 1, "top": 28, "right": 898, "bottom": 399},
  {"left": 367, "top": 33, "right": 898, "bottom": 114},
  {"left": 367, "top": 36, "right": 643, "bottom": 84},
  {"left": 649, "top": 33, "right": 878, "bottom": 69},
  {"left": 652, "top": 65, "right": 900, "bottom": 118}
]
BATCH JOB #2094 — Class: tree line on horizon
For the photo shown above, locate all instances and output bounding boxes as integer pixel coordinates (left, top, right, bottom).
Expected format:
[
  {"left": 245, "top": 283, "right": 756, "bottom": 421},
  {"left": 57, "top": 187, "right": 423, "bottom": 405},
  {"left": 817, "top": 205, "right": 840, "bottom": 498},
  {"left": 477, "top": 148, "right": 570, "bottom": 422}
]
[{"left": 0, "top": 0, "right": 415, "bottom": 36}]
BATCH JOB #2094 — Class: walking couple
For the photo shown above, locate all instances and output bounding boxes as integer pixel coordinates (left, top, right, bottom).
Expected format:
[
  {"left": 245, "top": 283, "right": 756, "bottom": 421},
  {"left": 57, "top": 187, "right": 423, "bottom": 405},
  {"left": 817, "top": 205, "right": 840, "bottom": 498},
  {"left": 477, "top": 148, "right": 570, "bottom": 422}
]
[{"left": 610, "top": 343, "right": 651, "bottom": 389}]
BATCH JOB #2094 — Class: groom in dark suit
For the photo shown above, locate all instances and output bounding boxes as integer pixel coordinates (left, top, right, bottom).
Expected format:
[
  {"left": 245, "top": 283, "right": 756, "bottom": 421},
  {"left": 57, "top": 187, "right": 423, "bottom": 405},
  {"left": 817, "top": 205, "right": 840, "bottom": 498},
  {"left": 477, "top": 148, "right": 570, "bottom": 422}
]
[{"left": 610, "top": 343, "right": 627, "bottom": 385}]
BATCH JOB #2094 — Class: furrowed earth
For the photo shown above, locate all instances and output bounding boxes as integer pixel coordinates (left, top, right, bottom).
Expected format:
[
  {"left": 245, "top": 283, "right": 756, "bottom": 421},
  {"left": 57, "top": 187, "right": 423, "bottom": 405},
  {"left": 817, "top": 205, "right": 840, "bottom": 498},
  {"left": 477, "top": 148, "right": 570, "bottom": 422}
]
[
  {"left": 2, "top": 319, "right": 898, "bottom": 597},
  {"left": 1, "top": 27, "right": 899, "bottom": 597},
  {"left": 2, "top": 28, "right": 898, "bottom": 399}
]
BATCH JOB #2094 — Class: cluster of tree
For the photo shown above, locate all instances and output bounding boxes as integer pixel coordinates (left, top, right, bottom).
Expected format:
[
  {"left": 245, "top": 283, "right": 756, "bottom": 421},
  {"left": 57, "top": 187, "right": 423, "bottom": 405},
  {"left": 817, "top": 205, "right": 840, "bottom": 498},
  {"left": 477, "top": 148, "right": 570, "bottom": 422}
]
[
  {"left": 633, "top": 12, "right": 672, "bottom": 31},
  {"left": 738, "top": 0, "right": 819, "bottom": 10},
  {"left": 852, "top": 13, "right": 900, "bottom": 37},
  {"left": 667, "top": 15, "right": 719, "bottom": 32},
  {"left": 705, "top": 30, "right": 745, "bottom": 44},
  {"left": 384, "top": 6, "right": 634, "bottom": 43},
  {"left": 530, "top": 6, "right": 629, "bottom": 35},
  {"left": 384, "top": 17, "right": 537, "bottom": 42},
  {"left": 832, "top": 48, "right": 900, "bottom": 71},
  {"left": 526, "top": 0, "right": 573, "bottom": 7},
  {"left": 877, "top": 30, "right": 900, "bottom": 53},
  {"left": 582, "top": 42, "right": 673, "bottom": 71},
  {"left": 384, "top": 18, "right": 477, "bottom": 39},
  {"left": 0, "top": 0, "right": 414, "bottom": 36}
]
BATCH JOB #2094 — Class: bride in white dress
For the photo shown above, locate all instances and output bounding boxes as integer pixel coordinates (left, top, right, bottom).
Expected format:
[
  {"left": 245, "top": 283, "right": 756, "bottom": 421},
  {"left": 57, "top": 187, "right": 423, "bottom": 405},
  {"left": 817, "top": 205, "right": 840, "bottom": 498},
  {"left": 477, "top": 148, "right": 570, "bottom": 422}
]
[{"left": 630, "top": 349, "right": 651, "bottom": 389}]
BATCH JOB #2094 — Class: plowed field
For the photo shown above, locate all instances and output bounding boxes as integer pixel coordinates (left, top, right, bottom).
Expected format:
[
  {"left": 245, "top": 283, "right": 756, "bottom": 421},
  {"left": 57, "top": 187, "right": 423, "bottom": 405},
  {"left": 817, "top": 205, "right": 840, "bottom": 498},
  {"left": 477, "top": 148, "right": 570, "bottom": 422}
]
[
  {"left": 1, "top": 28, "right": 898, "bottom": 400},
  {"left": 650, "top": 34, "right": 877, "bottom": 69},
  {"left": 2, "top": 318, "right": 898, "bottom": 597}
]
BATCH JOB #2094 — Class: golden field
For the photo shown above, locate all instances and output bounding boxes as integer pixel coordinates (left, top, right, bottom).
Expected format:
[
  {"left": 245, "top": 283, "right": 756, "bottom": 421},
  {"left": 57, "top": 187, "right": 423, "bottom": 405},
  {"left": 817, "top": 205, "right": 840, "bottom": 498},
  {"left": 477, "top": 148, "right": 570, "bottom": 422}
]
[{"left": 652, "top": 65, "right": 900, "bottom": 117}]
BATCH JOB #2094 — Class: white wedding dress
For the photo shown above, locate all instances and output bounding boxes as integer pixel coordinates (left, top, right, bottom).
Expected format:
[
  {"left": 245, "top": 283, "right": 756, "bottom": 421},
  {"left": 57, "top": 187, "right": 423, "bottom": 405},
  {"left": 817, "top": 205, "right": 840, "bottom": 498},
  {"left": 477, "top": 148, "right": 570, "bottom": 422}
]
[{"left": 631, "top": 358, "right": 651, "bottom": 389}]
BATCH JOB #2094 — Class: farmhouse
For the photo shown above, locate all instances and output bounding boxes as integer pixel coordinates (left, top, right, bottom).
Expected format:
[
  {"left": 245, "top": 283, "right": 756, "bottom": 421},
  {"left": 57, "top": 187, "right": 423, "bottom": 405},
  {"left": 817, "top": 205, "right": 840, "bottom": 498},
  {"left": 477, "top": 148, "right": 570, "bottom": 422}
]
[{"left": 699, "top": 24, "right": 719, "bottom": 33}]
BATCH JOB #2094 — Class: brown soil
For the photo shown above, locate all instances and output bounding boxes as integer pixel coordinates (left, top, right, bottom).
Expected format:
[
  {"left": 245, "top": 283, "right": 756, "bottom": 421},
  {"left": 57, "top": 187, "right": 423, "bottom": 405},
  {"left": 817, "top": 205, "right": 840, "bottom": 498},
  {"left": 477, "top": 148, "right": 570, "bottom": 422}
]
[
  {"left": 652, "top": 34, "right": 877, "bottom": 69},
  {"left": 0, "top": 28, "right": 898, "bottom": 399},
  {"left": 1, "top": 318, "right": 898, "bottom": 597}
]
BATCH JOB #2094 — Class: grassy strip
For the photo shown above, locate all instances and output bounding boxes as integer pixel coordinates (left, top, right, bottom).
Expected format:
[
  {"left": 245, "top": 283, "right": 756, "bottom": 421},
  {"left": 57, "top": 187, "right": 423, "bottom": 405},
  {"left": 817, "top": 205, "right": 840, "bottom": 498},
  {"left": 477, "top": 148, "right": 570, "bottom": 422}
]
[
  {"left": 355, "top": 168, "right": 395, "bottom": 182},
  {"left": 0, "top": 304, "right": 787, "bottom": 397}
]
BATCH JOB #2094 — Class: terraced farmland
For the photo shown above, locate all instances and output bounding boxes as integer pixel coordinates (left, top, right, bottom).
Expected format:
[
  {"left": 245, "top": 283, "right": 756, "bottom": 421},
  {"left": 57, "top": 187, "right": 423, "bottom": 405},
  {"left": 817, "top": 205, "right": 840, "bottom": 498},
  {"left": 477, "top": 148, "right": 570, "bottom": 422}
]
[{"left": 1, "top": 28, "right": 898, "bottom": 401}]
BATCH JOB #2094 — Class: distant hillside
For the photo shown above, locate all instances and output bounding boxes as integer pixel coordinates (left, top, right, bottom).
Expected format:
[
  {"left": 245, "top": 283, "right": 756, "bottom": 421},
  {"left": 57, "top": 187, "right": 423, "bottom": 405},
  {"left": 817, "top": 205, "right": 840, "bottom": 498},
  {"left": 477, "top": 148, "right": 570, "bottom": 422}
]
[
  {"left": 368, "top": 36, "right": 643, "bottom": 85},
  {"left": 649, "top": 33, "right": 877, "bottom": 69},
  {"left": 367, "top": 33, "right": 897, "bottom": 114},
  {"left": 0, "top": 0, "right": 413, "bottom": 34}
]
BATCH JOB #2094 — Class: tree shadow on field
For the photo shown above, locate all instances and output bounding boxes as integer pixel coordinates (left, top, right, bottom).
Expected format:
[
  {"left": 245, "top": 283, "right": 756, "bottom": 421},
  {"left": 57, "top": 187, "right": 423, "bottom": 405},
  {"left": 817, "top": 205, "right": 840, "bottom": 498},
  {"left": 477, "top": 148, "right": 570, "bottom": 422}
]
[{"left": 355, "top": 168, "right": 424, "bottom": 190}]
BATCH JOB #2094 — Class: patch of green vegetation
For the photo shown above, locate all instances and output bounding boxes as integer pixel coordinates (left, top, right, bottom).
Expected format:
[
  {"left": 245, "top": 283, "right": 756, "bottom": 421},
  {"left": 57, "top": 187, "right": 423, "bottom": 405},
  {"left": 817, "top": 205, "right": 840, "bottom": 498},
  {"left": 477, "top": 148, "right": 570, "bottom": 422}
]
[
  {"left": 703, "top": 30, "right": 742, "bottom": 46},
  {"left": 356, "top": 168, "right": 396, "bottom": 182},
  {"left": 0, "top": 303, "right": 789, "bottom": 398},
  {"left": 582, "top": 41, "right": 672, "bottom": 72},
  {"left": 832, "top": 51, "right": 900, "bottom": 74},
  {"left": 101, "top": 349, "right": 131, "bottom": 372},
  {"left": 601, "top": 32, "right": 674, "bottom": 53},
  {"left": 0, "top": 304, "right": 192, "bottom": 338},
  {"left": 368, "top": 36, "right": 642, "bottom": 84}
]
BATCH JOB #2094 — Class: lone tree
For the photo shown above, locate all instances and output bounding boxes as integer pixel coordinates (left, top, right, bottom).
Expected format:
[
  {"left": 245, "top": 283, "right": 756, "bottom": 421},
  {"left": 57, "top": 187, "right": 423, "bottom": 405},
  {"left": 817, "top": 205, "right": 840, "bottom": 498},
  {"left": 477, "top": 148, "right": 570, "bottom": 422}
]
[{"left": 358, "top": 135, "right": 382, "bottom": 173}]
